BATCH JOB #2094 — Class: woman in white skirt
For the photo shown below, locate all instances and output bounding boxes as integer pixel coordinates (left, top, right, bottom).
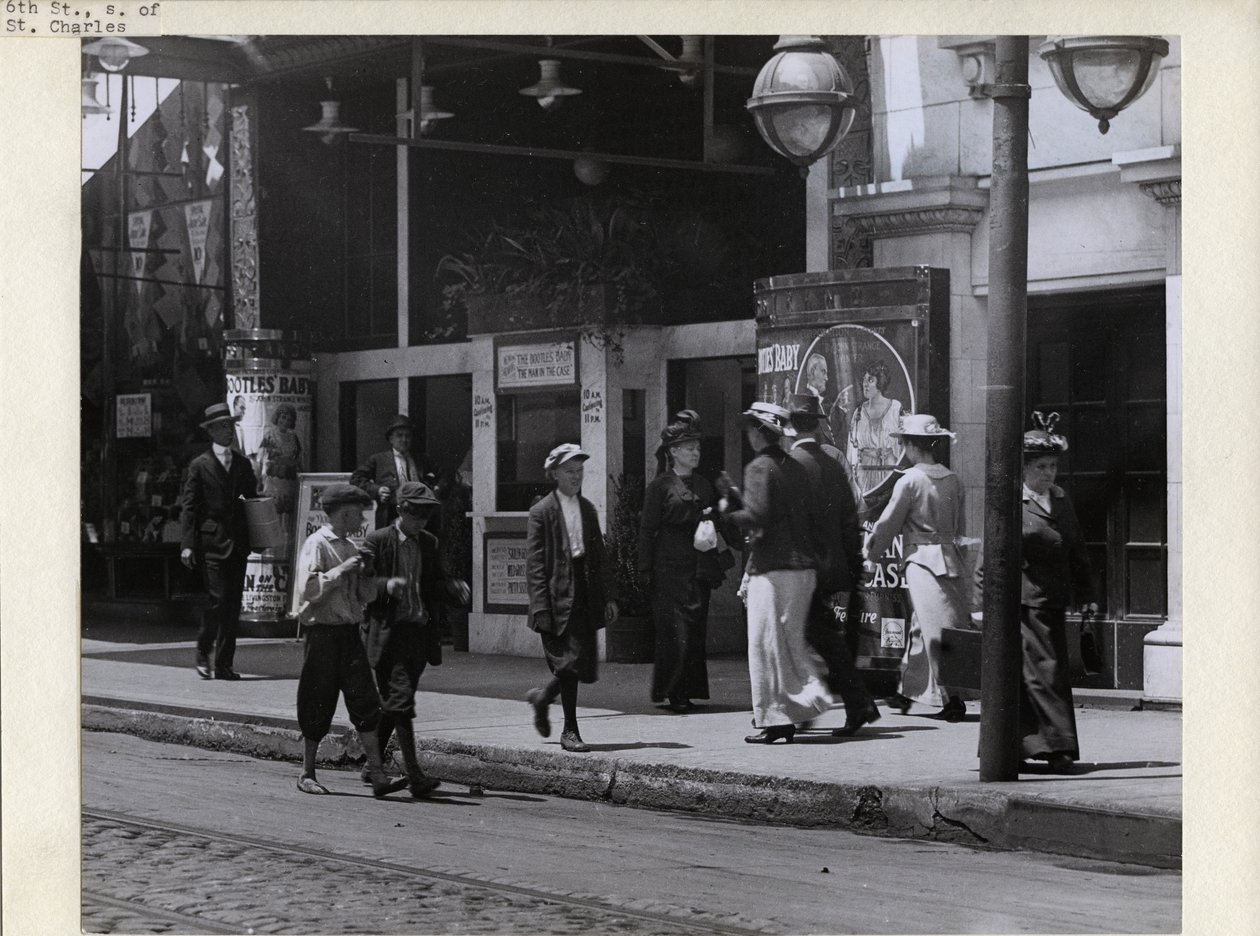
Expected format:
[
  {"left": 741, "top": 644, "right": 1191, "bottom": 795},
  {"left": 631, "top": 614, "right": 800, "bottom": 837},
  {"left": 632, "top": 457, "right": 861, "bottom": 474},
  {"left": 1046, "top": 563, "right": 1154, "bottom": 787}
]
[
  {"left": 720, "top": 402, "right": 831, "bottom": 744},
  {"left": 864, "top": 414, "right": 971, "bottom": 721}
]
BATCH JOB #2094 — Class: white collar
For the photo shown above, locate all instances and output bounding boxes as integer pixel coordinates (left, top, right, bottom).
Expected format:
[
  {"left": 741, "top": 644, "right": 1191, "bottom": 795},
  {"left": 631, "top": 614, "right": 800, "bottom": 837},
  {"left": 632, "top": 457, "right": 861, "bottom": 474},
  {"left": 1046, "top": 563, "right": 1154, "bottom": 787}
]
[
  {"left": 212, "top": 442, "right": 232, "bottom": 458},
  {"left": 557, "top": 489, "right": 580, "bottom": 504},
  {"left": 393, "top": 519, "right": 411, "bottom": 543}
]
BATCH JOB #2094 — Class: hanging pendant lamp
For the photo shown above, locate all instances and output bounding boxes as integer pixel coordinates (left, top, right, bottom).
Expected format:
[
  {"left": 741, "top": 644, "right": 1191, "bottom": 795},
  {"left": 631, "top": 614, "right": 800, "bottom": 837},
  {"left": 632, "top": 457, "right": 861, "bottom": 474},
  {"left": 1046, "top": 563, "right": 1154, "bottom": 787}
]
[
  {"left": 677, "top": 36, "right": 705, "bottom": 87},
  {"left": 83, "top": 36, "right": 149, "bottom": 73},
  {"left": 415, "top": 85, "right": 454, "bottom": 135},
  {"left": 82, "top": 75, "right": 112, "bottom": 117},
  {"left": 518, "top": 59, "right": 582, "bottom": 112},
  {"left": 302, "top": 77, "right": 359, "bottom": 145}
]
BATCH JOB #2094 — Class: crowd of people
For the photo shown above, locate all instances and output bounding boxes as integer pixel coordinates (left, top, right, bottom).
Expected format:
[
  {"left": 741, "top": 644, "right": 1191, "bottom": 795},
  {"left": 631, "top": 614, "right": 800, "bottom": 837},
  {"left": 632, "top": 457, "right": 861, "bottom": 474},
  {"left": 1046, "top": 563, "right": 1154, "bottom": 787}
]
[{"left": 175, "top": 391, "right": 1097, "bottom": 791}]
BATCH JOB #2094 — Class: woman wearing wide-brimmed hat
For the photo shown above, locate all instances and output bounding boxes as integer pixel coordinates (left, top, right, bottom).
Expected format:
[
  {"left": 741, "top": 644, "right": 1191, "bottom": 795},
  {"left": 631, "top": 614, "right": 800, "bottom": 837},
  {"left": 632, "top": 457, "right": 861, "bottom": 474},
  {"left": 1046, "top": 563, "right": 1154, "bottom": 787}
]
[
  {"left": 637, "top": 410, "right": 733, "bottom": 712},
  {"left": 1018, "top": 413, "right": 1097, "bottom": 772},
  {"left": 864, "top": 414, "right": 970, "bottom": 721},
  {"left": 720, "top": 402, "right": 831, "bottom": 744}
]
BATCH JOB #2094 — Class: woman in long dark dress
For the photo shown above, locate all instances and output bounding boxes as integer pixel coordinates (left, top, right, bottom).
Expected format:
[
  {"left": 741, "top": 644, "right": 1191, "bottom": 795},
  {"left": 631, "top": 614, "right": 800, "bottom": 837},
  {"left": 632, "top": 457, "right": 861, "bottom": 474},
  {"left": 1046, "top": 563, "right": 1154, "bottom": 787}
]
[
  {"left": 1020, "top": 414, "right": 1097, "bottom": 773},
  {"left": 637, "top": 411, "right": 729, "bottom": 712}
]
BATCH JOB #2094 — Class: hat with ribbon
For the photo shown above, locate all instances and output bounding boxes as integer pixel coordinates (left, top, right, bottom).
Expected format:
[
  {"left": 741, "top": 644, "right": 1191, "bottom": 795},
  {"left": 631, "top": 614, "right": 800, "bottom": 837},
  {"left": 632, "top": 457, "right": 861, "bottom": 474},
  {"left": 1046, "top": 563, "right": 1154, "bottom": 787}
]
[
  {"left": 319, "top": 482, "right": 373, "bottom": 512},
  {"left": 543, "top": 443, "right": 590, "bottom": 471},
  {"left": 784, "top": 392, "right": 826, "bottom": 421},
  {"left": 396, "top": 481, "right": 440, "bottom": 510},
  {"left": 384, "top": 414, "right": 415, "bottom": 439},
  {"left": 888, "top": 413, "right": 957, "bottom": 441},
  {"left": 1023, "top": 411, "right": 1069, "bottom": 454},
  {"left": 742, "top": 401, "right": 796, "bottom": 437},
  {"left": 199, "top": 402, "right": 235, "bottom": 428}
]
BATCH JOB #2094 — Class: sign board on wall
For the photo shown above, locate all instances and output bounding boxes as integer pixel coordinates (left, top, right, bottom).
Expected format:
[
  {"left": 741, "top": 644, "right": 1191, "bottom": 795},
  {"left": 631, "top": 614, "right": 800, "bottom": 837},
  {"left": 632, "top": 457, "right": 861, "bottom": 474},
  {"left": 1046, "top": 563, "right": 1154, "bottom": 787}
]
[
  {"left": 285, "top": 473, "right": 378, "bottom": 619},
  {"left": 495, "top": 338, "right": 578, "bottom": 391},
  {"left": 116, "top": 393, "right": 152, "bottom": 438},
  {"left": 483, "top": 531, "right": 530, "bottom": 614}
]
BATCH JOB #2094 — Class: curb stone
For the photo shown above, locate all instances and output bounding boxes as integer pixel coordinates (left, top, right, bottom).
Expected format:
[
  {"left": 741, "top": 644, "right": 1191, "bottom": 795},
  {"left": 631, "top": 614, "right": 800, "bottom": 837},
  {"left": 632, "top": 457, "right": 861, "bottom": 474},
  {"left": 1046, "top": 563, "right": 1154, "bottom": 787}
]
[{"left": 82, "top": 703, "right": 1179, "bottom": 869}]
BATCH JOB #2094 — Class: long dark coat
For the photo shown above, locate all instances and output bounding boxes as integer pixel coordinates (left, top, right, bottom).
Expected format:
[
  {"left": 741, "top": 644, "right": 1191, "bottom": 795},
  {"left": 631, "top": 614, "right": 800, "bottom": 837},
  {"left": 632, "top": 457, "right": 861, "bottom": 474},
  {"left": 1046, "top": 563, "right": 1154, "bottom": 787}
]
[{"left": 1020, "top": 483, "right": 1096, "bottom": 759}]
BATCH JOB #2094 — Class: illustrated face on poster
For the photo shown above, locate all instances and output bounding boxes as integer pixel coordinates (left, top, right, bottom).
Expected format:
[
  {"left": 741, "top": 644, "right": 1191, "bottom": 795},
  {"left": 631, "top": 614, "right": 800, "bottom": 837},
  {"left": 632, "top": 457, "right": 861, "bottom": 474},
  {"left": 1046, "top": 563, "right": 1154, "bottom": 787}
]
[{"left": 759, "top": 323, "right": 917, "bottom": 497}]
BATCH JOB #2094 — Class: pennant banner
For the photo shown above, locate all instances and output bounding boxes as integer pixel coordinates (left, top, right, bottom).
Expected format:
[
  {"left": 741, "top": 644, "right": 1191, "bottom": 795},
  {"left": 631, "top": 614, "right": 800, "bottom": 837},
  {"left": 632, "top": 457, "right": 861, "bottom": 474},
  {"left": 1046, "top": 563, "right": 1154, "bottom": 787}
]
[
  {"left": 184, "top": 200, "right": 212, "bottom": 284},
  {"left": 127, "top": 210, "right": 153, "bottom": 299}
]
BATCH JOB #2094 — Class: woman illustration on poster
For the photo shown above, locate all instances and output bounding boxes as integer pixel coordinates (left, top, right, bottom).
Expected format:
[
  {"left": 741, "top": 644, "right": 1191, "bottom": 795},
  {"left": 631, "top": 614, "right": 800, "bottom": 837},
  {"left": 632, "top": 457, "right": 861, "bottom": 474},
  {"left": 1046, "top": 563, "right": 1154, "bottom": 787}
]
[
  {"left": 259, "top": 403, "right": 303, "bottom": 523},
  {"left": 847, "top": 359, "right": 904, "bottom": 493}
]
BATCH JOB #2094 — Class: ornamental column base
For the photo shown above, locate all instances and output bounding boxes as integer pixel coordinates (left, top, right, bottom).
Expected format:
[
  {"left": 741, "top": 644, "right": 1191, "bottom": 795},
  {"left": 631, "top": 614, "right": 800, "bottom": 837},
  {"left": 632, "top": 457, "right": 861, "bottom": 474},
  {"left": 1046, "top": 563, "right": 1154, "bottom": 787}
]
[{"left": 1142, "top": 619, "right": 1182, "bottom": 706}]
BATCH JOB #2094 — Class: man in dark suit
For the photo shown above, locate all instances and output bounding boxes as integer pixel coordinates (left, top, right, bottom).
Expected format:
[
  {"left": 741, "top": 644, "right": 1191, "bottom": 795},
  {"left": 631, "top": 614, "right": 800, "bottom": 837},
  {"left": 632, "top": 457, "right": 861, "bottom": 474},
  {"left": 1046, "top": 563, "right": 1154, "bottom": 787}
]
[
  {"left": 524, "top": 444, "right": 618, "bottom": 752},
  {"left": 785, "top": 393, "right": 881, "bottom": 736},
  {"left": 351, "top": 414, "right": 432, "bottom": 529},
  {"left": 180, "top": 402, "right": 261, "bottom": 681}
]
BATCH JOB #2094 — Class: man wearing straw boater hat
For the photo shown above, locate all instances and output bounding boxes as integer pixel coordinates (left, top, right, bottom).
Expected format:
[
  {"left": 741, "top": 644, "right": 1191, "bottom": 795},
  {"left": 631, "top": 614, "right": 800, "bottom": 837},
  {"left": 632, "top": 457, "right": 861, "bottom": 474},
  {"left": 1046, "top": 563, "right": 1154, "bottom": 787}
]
[
  {"left": 784, "top": 393, "right": 882, "bottom": 736},
  {"left": 179, "top": 402, "right": 261, "bottom": 681}
]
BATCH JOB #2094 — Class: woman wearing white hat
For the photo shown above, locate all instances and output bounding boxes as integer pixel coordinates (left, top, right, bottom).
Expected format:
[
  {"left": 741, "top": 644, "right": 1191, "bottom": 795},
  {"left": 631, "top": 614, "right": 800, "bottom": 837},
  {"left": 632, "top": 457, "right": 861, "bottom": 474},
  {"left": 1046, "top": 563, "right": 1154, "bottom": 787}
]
[
  {"left": 721, "top": 403, "right": 831, "bottom": 743},
  {"left": 864, "top": 414, "right": 970, "bottom": 721}
]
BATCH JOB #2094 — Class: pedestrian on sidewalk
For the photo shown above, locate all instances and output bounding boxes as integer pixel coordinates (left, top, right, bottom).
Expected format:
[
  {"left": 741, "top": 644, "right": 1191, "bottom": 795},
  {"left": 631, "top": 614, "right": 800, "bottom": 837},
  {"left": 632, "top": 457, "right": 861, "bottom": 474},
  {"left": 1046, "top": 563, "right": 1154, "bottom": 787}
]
[
  {"left": 783, "top": 393, "right": 882, "bottom": 737},
  {"left": 179, "top": 402, "right": 261, "bottom": 682},
  {"left": 525, "top": 444, "right": 619, "bottom": 753},
  {"left": 291, "top": 483, "right": 407, "bottom": 797},
  {"left": 864, "top": 414, "right": 970, "bottom": 722},
  {"left": 721, "top": 402, "right": 831, "bottom": 745},
  {"left": 351, "top": 414, "right": 434, "bottom": 529},
  {"left": 1018, "top": 413, "right": 1098, "bottom": 773},
  {"left": 637, "top": 410, "right": 734, "bottom": 713},
  {"left": 359, "top": 481, "right": 470, "bottom": 798}
]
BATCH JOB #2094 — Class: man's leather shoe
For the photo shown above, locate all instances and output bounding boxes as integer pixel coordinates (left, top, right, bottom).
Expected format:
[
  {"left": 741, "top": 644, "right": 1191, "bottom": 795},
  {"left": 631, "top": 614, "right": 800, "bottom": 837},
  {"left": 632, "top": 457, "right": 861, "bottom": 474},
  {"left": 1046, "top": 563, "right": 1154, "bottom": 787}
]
[
  {"left": 371, "top": 774, "right": 410, "bottom": 798},
  {"left": 832, "top": 706, "right": 882, "bottom": 737},
  {"left": 216, "top": 668, "right": 242, "bottom": 681},
  {"left": 527, "top": 688, "right": 551, "bottom": 738},
  {"left": 1048, "top": 753, "right": 1076, "bottom": 774},
  {"left": 883, "top": 692, "right": 913, "bottom": 715},
  {"left": 195, "top": 664, "right": 213, "bottom": 680},
  {"left": 745, "top": 724, "right": 795, "bottom": 744},
  {"left": 932, "top": 698, "right": 966, "bottom": 722},
  {"left": 409, "top": 774, "right": 442, "bottom": 798},
  {"left": 559, "top": 729, "right": 590, "bottom": 752}
]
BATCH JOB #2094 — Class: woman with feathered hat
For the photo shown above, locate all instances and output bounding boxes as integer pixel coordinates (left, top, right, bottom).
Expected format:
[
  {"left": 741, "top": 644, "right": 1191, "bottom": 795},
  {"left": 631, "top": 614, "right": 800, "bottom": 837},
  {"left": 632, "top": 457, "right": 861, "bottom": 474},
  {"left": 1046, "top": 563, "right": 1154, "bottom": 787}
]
[
  {"left": 1018, "top": 413, "right": 1097, "bottom": 772},
  {"left": 636, "top": 410, "right": 733, "bottom": 712}
]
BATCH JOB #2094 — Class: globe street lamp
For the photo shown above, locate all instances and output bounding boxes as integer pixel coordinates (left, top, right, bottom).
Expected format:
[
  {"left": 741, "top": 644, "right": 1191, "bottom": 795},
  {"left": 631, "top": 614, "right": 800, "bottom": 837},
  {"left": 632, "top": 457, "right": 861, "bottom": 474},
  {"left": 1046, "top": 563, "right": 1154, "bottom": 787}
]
[
  {"left": 1038, "top": 36, "right": 1169, "bottom": 134},
  {"left": 747, "top": 35, "right": 1168, "bottom": 781},
  {"left": 745, "top": 35, "right": 856, "bottom": 177}
]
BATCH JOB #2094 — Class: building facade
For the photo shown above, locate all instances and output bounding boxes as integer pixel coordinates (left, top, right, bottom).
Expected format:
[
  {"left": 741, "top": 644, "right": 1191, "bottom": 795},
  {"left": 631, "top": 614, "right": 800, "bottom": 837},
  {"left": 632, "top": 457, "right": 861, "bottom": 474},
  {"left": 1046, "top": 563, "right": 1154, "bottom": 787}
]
[{"left": 81, "top": 35, "right": 1180, "bottom": 701}]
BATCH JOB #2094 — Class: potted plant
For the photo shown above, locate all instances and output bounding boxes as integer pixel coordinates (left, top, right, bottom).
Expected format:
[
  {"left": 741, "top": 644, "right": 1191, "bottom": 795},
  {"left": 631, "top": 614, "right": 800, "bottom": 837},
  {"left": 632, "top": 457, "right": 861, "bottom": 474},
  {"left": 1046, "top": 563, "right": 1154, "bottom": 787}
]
[
  {"left": 436, "top": 194, "right": 675, "bottom": 356},
  {"left": 603, "top": 472, "right": 654, "bottom": 663}
]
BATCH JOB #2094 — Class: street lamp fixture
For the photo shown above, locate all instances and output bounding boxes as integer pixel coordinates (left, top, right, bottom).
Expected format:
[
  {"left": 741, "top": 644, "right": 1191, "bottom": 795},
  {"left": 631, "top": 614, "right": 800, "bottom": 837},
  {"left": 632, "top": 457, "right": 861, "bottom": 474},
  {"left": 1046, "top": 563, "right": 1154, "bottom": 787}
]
[
  {"left": 415, "top": 85, "right": 454, "bottom": 136},
  {"left": 745, "top": 35, "right": 855, "bottom": 176},
  {"left": 519, "top": 59, "right": 583, "bottom": 112},
  {"left": 302, "top": 77, "right": 359, "bottom": 145},
  {"left": 82, "top": 37, "right": 149, "bottom": 73},
  {"left": 82, "top": 75, "right": 112, "bottom": 118},
  {"left": 1037, "top": 36, "right": 1169, "bottom": 134}
]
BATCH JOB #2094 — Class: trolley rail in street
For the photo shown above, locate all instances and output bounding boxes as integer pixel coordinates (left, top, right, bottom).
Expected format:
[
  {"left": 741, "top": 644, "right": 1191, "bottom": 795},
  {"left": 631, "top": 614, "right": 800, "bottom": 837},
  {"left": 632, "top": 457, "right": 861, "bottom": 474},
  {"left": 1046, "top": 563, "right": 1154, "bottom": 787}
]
[{"left": 83, "top": 808, "right": 778, "bottom": 936}]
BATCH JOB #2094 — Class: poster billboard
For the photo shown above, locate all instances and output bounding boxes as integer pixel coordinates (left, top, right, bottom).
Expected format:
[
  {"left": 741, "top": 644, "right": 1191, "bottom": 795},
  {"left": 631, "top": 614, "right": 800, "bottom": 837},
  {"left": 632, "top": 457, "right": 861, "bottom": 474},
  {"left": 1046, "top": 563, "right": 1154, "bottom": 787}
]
[{"left": 754, "top": 267, "right": 951, "bottom": 682}]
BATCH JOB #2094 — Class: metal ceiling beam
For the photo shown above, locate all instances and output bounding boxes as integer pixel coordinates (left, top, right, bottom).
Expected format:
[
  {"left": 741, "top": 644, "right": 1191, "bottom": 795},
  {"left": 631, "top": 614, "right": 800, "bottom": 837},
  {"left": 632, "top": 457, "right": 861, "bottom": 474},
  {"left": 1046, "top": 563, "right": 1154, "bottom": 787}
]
[
  {"left": 422, "top": 36, "right": 760, "bottom": 77},
  {"left": 349, "top": 132, "right": 781, "bottom": 176}
]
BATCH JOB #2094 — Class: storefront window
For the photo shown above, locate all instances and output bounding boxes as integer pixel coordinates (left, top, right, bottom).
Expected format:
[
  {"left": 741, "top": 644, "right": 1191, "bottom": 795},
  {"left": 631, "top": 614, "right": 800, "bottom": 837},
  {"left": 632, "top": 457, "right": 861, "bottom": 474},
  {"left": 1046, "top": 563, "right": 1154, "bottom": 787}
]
[{"left": 496, "top": 390, "right": 580, "bottom": 512}]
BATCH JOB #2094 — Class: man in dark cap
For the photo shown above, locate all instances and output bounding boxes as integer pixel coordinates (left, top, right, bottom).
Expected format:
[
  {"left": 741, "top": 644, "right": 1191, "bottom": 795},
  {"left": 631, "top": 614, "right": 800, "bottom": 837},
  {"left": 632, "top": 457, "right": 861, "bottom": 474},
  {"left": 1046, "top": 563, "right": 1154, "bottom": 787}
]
[
  {"left": 785, "top": 392, "right": 882, "bottom": 736},
  {"left": 359, "top": 481, "right": 470, "bottom": 798},
  {"left": 179, "top": 402, "right": 261, "bottom": 681},
  {"left": 292, "top": 482, "right": 407, "bottom": 798},
  {"left": 351, "top": 414, "right": 433, "bottom": 529},
  {"left": 525, "top": 444, "right": 619, "bottom": 752}
]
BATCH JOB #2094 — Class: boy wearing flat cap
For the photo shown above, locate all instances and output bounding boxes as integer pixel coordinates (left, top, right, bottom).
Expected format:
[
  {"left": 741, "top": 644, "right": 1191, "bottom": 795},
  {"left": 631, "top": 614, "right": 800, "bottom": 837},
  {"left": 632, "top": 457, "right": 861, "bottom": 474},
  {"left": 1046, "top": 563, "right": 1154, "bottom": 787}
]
[
  {"left": 359, "top": 481, "right": 471, "bottom": 798},
  {"left": 524, "top": 444, "right": 618, "bottom": 752},
  {"left": 292, "top": 482, "right": 407, "bottom": 797}
]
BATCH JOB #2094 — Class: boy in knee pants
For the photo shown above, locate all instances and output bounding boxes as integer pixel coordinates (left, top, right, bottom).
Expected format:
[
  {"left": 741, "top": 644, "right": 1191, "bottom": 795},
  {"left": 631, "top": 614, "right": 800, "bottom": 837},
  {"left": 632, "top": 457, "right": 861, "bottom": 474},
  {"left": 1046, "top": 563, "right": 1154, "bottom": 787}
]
[{"left": 292, "top": 483, "right": 407, "bottom": 797}]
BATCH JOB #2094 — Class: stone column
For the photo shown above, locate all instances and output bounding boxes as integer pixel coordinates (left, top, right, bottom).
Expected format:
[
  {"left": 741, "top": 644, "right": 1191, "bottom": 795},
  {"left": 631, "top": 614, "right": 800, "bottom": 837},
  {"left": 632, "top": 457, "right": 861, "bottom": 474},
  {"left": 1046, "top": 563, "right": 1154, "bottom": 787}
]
[
  {"left": 1115, "top": 147, "right": 1181, "bottom": 704},
  {"left": 228, "top": 96, "right": 260, "bottom": 330}
]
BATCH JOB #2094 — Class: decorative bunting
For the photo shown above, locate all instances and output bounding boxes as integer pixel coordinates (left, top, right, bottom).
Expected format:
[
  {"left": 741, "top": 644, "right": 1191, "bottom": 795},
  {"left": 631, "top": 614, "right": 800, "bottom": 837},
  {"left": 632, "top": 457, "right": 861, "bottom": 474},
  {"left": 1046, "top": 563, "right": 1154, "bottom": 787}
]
[
  {"left": 127, "top": 210, "right": 153, "bottom": 298},
  {"left": 184, "top": 200, "right": 212, "bottom": 285}
]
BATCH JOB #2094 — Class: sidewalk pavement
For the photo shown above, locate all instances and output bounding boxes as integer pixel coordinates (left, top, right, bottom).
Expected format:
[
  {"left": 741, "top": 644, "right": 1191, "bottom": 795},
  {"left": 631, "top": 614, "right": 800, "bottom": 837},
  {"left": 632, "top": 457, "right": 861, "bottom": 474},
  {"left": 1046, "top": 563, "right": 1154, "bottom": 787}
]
[{"left": 81, "top": 631, "right": 1182, "bottom": 870}]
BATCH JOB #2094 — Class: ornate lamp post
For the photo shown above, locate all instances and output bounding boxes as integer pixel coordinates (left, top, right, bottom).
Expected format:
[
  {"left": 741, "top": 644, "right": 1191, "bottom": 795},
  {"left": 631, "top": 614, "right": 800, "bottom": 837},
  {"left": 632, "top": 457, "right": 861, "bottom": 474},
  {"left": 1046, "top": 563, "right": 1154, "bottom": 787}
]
[{"left": 748, "top": 34, "right": 1168, "bottom": 781}]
